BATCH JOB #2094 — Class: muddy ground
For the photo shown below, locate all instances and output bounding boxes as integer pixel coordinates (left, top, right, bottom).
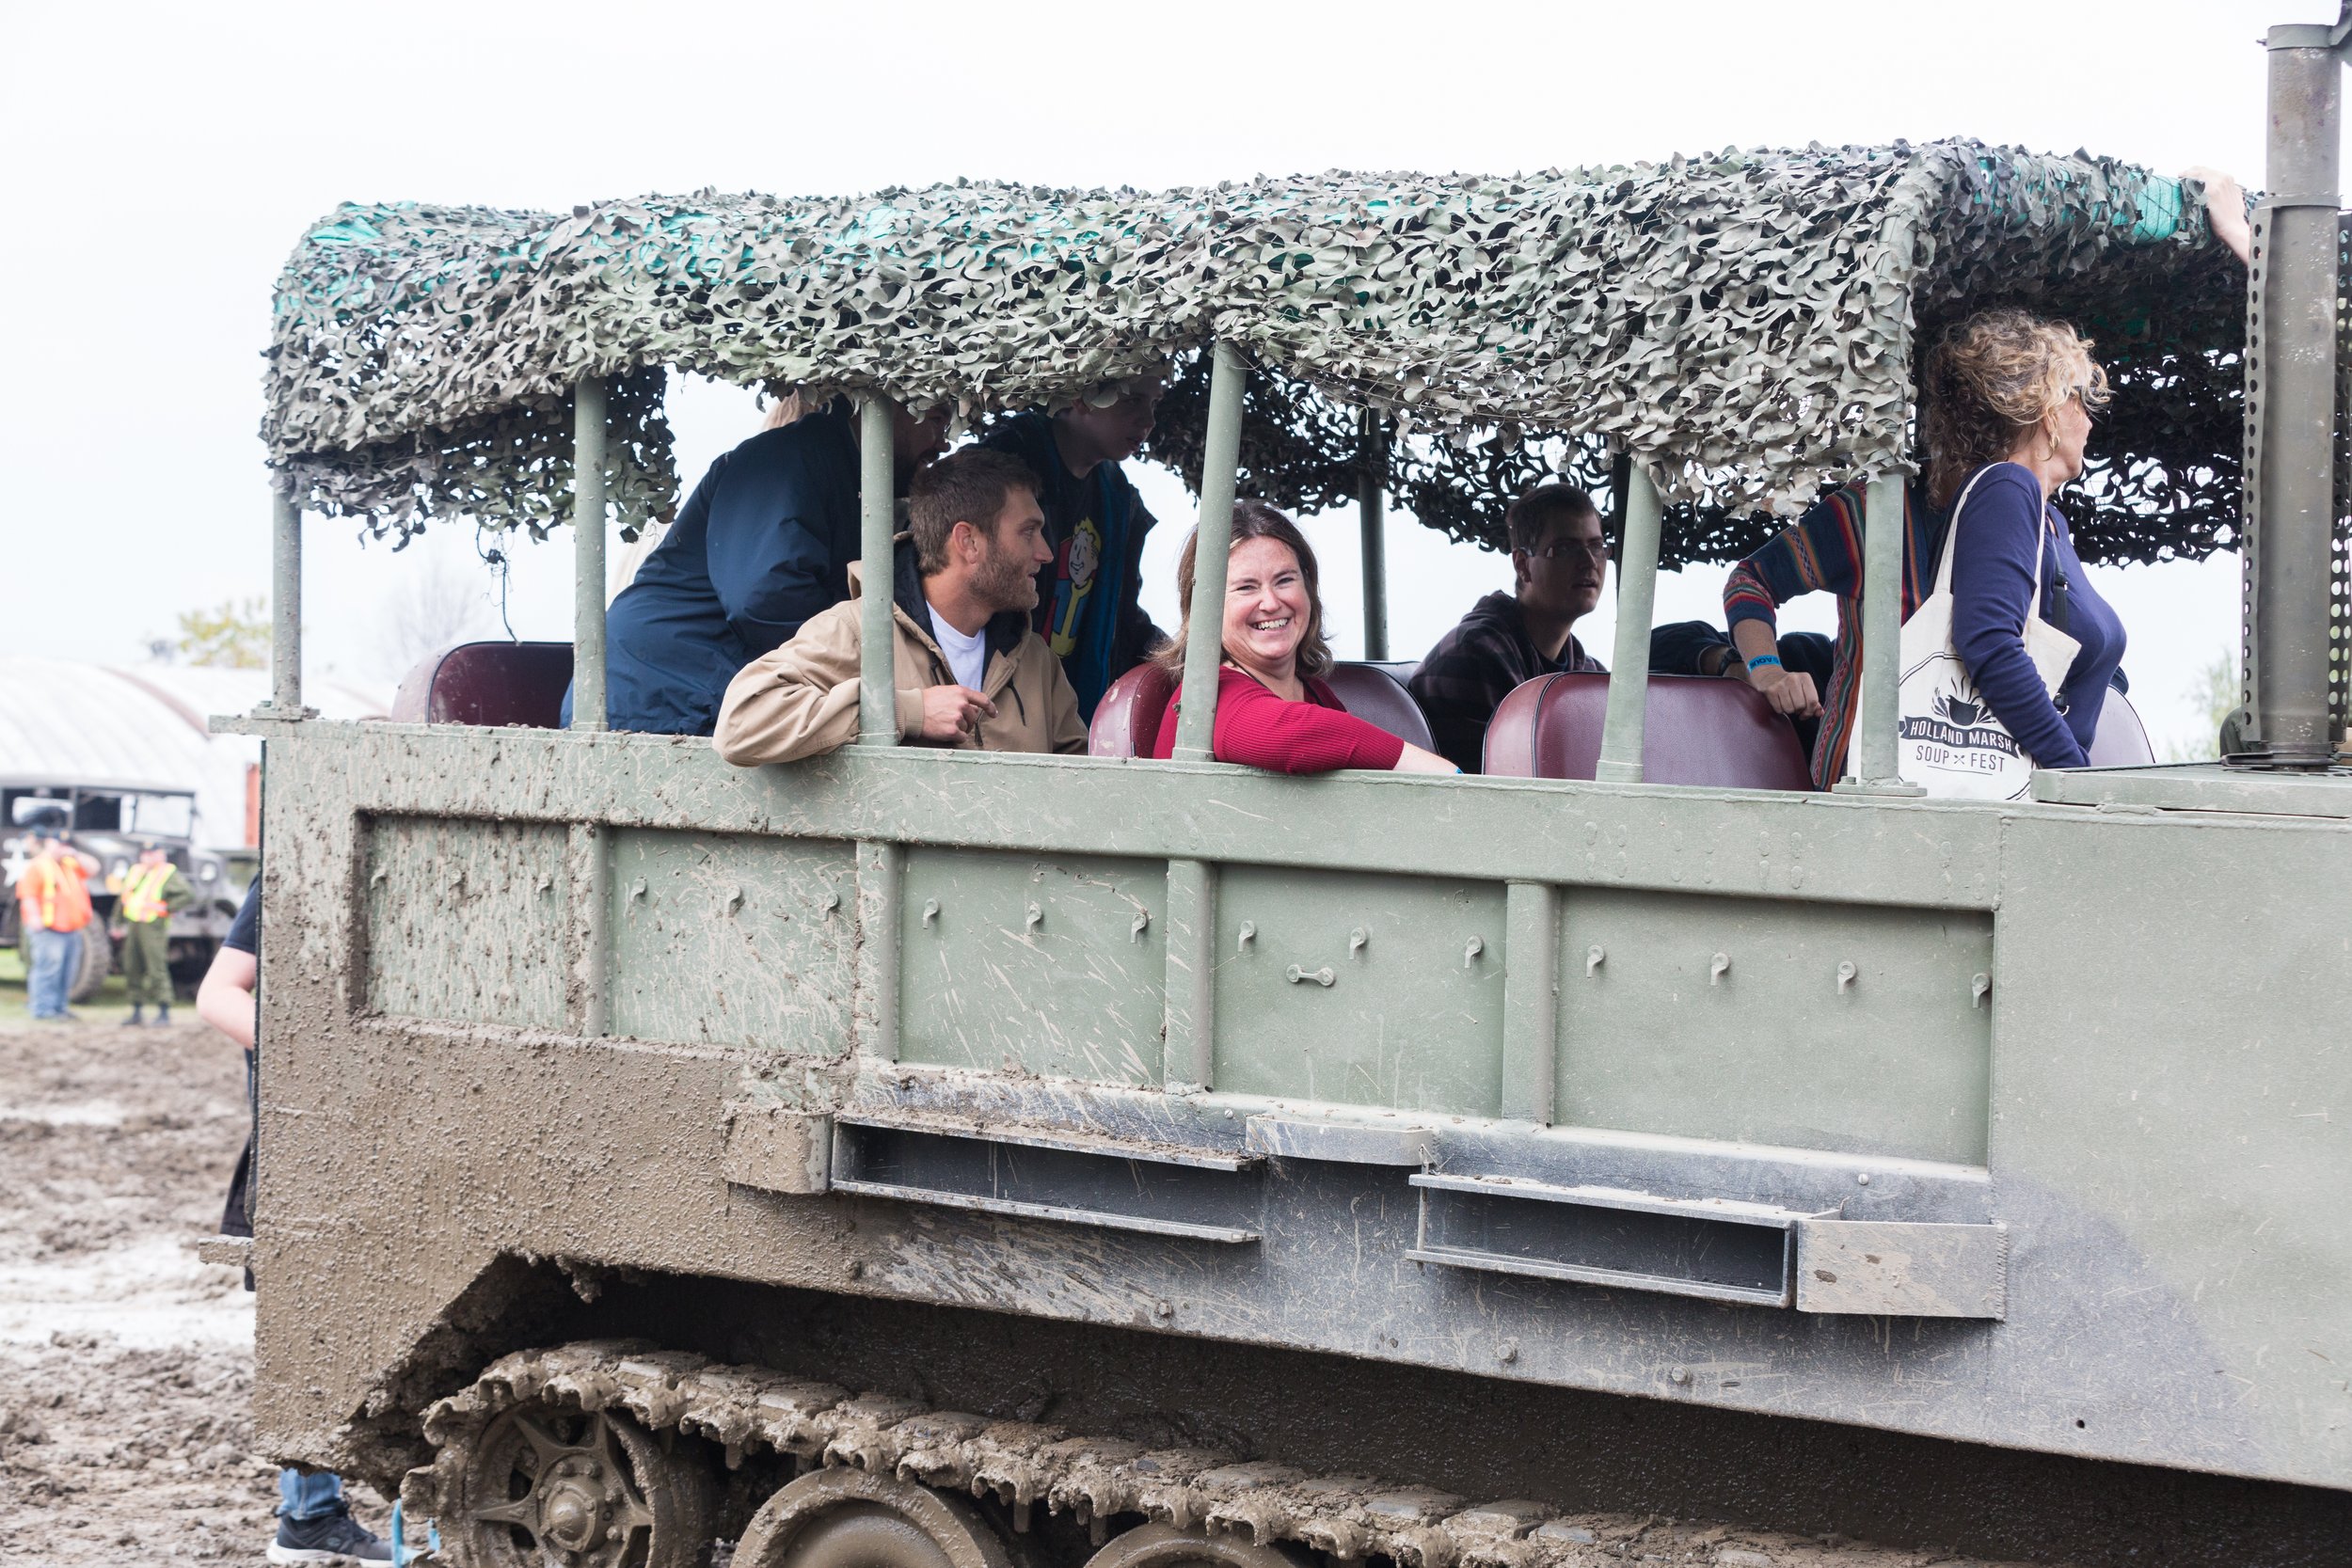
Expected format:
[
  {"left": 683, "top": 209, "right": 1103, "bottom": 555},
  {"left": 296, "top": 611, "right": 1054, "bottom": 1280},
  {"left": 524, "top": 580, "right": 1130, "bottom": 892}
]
[{"left": 0, "top": 1016, "right": 389, "bottom": 1566}]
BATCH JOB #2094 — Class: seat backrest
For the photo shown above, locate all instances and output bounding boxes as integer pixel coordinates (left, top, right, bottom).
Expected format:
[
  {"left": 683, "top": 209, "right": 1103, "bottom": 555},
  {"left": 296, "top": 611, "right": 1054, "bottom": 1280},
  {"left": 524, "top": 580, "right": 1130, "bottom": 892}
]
[
  {"left": 1323, "top": 662, "right": 1437, "bottom": 751},
  {"left": 1088, "top": 661, "right": 1177, "bottom": 757},
  {"left": 390, "top": 641, "right": 576, "bottom": 729},
  {"left": 1485, "top": 672, "right": 1812, "bottom": 790},
  {"left": 2084, "top": 689, "right": 2155, "bottom": 767}
]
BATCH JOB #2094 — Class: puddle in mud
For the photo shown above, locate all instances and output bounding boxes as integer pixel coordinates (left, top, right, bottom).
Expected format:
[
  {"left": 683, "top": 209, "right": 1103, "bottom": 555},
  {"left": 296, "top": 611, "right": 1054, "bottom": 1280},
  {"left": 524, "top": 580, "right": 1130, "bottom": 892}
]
[
  {"left": 0, "top": 1232, "right": 253, "bottom": 1349},
  {"left": 0, "top": 1099, "right": 128, "bottom": 1126}
]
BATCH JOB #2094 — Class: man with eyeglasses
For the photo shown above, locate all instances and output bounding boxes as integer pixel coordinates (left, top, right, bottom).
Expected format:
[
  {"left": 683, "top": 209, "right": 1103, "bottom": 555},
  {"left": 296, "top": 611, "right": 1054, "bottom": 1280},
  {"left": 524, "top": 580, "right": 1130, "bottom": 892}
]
[{"left": 1409, "top": 483, "right": 1610, "bottom": 773}]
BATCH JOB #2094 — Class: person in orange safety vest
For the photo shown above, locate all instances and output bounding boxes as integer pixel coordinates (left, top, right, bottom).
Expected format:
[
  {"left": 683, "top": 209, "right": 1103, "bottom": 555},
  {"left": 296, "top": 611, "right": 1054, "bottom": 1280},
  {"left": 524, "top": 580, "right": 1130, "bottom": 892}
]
[
  {"left": 17, "top": 812, "right": 97, "bottom": 1022},
  {"left": 107, "top": 842, "right": 192, "bottom": 1026}
]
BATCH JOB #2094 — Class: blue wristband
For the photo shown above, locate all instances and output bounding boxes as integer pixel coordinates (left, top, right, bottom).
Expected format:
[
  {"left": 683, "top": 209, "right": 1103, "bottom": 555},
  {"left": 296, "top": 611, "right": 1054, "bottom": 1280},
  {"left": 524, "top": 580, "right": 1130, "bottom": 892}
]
[{"left": 1745, "top": 654, "right": 1783, "bottom": 672}]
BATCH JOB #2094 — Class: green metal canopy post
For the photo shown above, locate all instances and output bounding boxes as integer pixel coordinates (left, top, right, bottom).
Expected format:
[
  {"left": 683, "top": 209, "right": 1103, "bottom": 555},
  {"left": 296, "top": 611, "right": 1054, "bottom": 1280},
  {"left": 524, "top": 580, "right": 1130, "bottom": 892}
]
[
  {"left": 2236, "top": 20, "right": 2347, "bottom": 767},
  {"left": 859, "top": 396, "right": 899, "bottom": 748},
  {"left": 1595, "top": 462, "right": 1662, "bottom": 783},
  {"left": 1172, "top": 343, "right": 1248, "bottom": 762},
  {"left": 1359, "top": 408, "right": 1389, "bottom": 661},
  {"left": 855, "top": 396, "right": 904, "bottom": 1061},
  {"left": 264, "top": 486, "right": 302, "bottom": 717},
  {"left": 1162, "top": 343, "right": 1248, "bottom": 1093},
  {"left": 570, "top": 378, "right": 610, "bottom": 733},
  {"left": 1843, "top": 473, "right": 1922, "bottom": 793}
]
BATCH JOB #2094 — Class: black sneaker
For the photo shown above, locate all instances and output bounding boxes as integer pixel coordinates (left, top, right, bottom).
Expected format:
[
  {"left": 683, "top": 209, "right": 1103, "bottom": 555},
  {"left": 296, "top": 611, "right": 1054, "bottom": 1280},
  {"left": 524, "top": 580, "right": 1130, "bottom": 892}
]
[{"left": 268, "top": 1502, "right": 392, "bottom": 1564}]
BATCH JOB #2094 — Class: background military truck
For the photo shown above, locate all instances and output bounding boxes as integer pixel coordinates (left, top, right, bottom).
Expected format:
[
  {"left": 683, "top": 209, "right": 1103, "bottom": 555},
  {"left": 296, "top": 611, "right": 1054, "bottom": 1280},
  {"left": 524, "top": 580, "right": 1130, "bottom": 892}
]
[
  {"left": 2, "top": 781, "right": 240, "bottom": 1004},
  {"left": 222, "top": 12, "right": 2352, "bottom": 1568}
]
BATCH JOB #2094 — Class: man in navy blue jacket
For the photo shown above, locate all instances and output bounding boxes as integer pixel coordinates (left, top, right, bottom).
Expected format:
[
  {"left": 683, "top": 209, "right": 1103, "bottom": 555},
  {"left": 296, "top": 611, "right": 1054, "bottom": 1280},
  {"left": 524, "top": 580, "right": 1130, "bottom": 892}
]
[{"left": 591, "top": 398, "right": 946, "bottom": 734}]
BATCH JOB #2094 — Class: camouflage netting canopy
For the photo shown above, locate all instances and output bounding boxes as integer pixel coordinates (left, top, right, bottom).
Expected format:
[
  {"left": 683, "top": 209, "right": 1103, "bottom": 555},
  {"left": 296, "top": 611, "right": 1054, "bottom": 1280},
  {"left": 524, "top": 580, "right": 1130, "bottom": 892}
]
[{"left": 264, "top": 138, "right": 2245, "bottom": 565}]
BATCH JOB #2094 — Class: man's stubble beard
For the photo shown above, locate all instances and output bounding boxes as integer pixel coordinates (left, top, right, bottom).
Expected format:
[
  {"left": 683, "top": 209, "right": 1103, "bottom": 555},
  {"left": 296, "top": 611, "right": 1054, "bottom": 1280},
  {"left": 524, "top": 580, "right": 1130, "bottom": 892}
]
[{"left": 978, "top": 546, "right": 1041, "bottom": 615}]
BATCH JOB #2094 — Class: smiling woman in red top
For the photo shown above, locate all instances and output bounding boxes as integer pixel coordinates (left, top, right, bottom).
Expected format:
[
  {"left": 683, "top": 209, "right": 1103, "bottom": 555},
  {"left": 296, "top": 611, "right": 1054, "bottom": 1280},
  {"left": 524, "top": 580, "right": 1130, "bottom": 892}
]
[{"left": 1149, "top": 501, "right": 1458, "bottom": 774}]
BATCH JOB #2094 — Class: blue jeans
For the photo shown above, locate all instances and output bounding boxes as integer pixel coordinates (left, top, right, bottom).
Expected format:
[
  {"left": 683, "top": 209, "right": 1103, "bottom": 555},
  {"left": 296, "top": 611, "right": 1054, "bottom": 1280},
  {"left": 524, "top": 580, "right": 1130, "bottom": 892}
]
[
  {"left": 279, "top": 1467, "right": 345, "bottom": 1520},
  {"left": 26, "top": 926, "right": 79, "bottom": 1017}
]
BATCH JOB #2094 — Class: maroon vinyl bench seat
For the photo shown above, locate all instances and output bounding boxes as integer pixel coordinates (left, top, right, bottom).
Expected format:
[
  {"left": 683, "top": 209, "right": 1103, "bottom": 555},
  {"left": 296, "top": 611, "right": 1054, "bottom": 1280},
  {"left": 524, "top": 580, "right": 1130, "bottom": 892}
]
[
  {"left": 1087, "top": 662, "right": 1178, "bottom": 758},
  {"left": 1483, "top": 673, "right": 1812, "bottom": 790},
  {"left": 1089, "top": 661, "right": 1436, "bottom": 758},
  {"left": 390, "top": 641, "right": 575, "bottom": 729},
  {"left": 1485, "top": 673, "right": 2157, "bottom": 787},
  {"left": 1319, "top": 663, "right": 1437, "bottom": 752}
]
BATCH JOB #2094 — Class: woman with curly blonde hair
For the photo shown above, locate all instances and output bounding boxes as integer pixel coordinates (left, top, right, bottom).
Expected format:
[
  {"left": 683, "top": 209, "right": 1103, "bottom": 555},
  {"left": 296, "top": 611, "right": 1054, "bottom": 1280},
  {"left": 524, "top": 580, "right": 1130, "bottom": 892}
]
[
  {"left": 1724, "top": 166, "right": 2252, "bottom": 785},
  {"left": 1920, "top": 307, "right": 2128, "bottom": 769}
]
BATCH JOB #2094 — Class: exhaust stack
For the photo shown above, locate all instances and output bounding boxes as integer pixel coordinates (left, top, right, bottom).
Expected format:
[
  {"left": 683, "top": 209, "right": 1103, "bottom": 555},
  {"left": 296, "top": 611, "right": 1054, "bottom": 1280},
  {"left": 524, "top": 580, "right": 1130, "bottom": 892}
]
[{"left": 2235, "top": 6, "right": 2352, "bottom": 768}]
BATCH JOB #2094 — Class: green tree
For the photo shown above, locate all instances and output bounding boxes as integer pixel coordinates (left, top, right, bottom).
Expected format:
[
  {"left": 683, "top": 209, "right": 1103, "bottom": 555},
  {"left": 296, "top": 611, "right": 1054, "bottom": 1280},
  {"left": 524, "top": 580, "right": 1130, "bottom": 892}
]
[
  {"left": 2163, "top": 647, "right": 2240, "bottom": 763},
  {"left": 172, "top": 596, "right": 273, "bottom": 670}
]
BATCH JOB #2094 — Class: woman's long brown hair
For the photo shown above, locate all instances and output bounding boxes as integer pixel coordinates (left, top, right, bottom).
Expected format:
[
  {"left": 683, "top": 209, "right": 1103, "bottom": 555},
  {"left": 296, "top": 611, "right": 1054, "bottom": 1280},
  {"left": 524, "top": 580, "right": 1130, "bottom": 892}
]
[{"left": 1155, "top": 499, "right": 1335, "bottom": 680}]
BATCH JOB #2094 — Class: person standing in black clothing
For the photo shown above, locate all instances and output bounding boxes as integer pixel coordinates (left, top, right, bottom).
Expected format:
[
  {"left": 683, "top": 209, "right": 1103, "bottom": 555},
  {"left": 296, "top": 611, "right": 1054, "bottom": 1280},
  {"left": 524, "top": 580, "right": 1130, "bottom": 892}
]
[
  {"left": 197, "top": 880, "right": 391, "bottom": 1565},
  {"left": 979, "top": 379, "right": 1166, "bottom": 720}
]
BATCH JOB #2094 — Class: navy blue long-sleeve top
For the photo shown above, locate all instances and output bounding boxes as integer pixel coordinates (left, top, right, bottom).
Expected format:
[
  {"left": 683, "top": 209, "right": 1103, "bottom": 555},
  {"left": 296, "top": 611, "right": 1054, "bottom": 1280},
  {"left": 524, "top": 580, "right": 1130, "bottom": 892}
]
[
  {"left": 1947, "top": 463, "right": 2125, "bottom": 769},
  {"left": 600, "top": 405, "right": 861, "bottom": 735}
]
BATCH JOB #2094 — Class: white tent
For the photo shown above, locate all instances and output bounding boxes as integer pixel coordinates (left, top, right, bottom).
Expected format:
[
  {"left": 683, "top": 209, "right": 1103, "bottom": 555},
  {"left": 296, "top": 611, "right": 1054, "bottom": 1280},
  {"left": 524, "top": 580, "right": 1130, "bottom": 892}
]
[{"left": 0, "top": 657, "right": 388, "bottom": 856}]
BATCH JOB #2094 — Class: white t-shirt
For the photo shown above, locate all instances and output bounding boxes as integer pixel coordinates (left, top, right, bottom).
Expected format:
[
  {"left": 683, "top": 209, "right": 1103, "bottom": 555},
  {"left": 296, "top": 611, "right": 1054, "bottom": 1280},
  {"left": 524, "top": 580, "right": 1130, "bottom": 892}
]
[{"left": 927, "top": 605, "right": 990, "bottom": 692}]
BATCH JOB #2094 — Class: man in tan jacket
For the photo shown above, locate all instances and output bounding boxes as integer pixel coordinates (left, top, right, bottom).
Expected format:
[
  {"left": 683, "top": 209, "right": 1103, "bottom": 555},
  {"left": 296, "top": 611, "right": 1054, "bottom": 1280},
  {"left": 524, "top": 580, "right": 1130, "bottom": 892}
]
[{"left": 714, "top": 447, "right": 1087, "bottom": 763}]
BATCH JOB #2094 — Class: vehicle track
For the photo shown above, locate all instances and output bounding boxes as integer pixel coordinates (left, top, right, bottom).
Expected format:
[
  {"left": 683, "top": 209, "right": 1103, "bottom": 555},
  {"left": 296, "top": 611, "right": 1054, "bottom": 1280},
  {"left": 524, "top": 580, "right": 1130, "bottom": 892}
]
[{"left": 414, "top": 1340, "right": 2044, "bottom": 1568}]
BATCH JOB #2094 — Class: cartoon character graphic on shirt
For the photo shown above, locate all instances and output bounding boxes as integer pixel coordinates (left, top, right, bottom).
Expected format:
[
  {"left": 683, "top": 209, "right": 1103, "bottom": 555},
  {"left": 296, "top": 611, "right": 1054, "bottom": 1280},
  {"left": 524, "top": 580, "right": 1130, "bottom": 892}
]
[{"left": 1046, "top": 517, "right": 1104, "bottom": 658}]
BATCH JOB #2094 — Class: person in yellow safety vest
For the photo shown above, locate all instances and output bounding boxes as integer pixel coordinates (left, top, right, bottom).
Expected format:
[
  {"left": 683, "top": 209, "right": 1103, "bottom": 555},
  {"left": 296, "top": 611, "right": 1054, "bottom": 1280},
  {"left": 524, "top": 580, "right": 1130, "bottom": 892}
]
[
  {"left": 107, "top": 842, "right": 192, "bottom": 1027},
  {"left": 17, "top": 813, "right": 98, "bottom": 1022}
]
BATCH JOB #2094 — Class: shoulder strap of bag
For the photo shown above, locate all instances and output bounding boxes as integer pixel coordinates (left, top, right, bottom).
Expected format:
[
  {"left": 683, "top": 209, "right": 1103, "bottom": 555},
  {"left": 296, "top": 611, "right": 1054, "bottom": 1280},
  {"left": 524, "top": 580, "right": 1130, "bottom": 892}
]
[
  {"left": 2014, "top": 492, "right": 2057, "bottom": 623},
  {"left": 1929, "top": 466, "right": 1994, "bottom": 596},
  {"left": 1933, "top": 465, "right": 2056, "bottom": 608},
  {"left": 2030, "top": 504, "right": 2060, "bottom": 625}
]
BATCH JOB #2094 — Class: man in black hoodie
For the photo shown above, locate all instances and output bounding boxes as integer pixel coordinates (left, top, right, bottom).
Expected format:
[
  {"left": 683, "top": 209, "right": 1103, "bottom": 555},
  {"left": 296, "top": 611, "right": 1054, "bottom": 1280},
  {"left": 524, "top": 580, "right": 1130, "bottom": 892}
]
[{"left": 1410, "top": 484, "right": 1609, "bottom": 773}]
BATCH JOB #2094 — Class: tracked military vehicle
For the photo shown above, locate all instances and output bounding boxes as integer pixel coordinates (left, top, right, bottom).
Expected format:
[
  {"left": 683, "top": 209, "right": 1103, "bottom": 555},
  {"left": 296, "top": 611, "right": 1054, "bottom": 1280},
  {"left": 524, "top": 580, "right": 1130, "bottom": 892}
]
[
  {"left": 3, "top": 781, "right": 239, "bottom": 1002},
  {"left": 221, "top": 15, "right": 2352, "bottom": 1567}
]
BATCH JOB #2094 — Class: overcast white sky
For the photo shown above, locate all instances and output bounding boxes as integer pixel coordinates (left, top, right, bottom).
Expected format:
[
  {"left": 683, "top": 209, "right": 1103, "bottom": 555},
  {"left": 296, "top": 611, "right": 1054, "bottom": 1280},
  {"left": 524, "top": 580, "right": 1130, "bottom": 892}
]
[{"left": 2, "top": 0, "right": 2337, "bottom": 755}]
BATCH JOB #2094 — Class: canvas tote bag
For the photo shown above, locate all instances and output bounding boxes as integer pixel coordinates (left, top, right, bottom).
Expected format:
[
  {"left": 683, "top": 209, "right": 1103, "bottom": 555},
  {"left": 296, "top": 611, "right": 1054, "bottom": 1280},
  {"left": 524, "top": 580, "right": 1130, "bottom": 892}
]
[{"left": 1895, "top": 467, "right": 2080, "bottom": 800}]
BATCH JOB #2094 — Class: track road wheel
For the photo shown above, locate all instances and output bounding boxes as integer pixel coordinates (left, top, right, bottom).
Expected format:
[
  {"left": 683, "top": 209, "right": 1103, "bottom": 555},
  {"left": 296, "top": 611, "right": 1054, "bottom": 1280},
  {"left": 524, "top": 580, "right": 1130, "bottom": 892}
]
[
  {"left": 446, "top": 1402, "right": 714, "bottom": 1568},
  {"left": 734, "top": 1468, "right": 1015, "bottom": 1568},
  {"left": 1082, "top": 1524, "right": 1310, "bottom": 1568}
]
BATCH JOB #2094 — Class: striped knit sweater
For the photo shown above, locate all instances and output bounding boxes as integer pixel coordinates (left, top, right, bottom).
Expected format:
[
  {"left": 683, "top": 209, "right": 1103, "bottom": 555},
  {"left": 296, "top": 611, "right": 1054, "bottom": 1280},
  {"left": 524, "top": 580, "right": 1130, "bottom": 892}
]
[{"left": 1721, "top": 483, "right": 1946, "bottom": 789}]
